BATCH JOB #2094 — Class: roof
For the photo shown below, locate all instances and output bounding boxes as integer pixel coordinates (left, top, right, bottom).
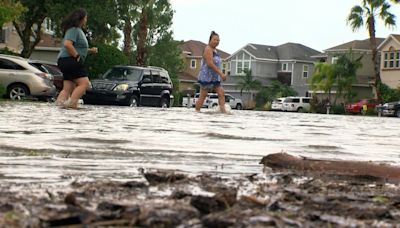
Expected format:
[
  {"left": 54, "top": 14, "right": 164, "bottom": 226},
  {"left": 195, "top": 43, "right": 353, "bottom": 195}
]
[
  {"left": 239, "top": 42, "right": 321, "bottom": 61},
  {"left": 177, "top": 71, "right": 197, "bottom": 82},
  {"left": 325, "top": 38, "right": 385, "bottom": 52},
  {"left": 179, "top": 40, "right": 230, "bottom": 59},
  {"left": 377, "top": 34, "right": 400, "bottom": 50}
]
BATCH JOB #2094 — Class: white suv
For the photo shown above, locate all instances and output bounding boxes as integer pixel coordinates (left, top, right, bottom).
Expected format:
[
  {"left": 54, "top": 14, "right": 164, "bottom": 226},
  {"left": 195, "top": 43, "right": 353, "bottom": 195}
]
[
  {"left": 0, "top": 54, "right": 56, "bottom": 100},
  {"left": 191, "top": 93, "right": 243, "bottom": 110},
  {"left": 282, "top": 96, "right": 311, "bottom": 112}
]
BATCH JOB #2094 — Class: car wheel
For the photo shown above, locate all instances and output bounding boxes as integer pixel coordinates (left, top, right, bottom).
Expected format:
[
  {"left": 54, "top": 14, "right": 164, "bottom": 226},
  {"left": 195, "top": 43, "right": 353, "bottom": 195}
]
[
  {"left": 297, "top": 107, "right": 303, "bottom": 112},
  {"left": 160, "top": 97, "right": 170, "bottom": 108},
  {"left": 8, "top": 84, "right": 29, "bottom": 100},
  {"left": 395, "top": 109, "right": 400, "bottom": 118},
  {"left": 129, "top": 95, "right": 139, "bottom": 107},
  {"left": 236, "top": 103, "right": 243, "bottom": 110},
  {"left": 211, "top": 103, "right": 218, "bottom": 108}
]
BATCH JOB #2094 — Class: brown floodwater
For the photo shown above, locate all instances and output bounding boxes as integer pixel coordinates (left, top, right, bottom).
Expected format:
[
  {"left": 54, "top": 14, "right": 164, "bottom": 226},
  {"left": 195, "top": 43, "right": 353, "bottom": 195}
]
[{"left": 0, "top": 101, "right": 399, "bottom": 187}]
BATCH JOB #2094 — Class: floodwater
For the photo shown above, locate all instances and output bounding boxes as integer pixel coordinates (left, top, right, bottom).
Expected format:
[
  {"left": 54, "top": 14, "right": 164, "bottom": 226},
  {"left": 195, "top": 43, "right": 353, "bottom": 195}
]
[{"left": 0, "top": 101, "right": 400, "bottom": 186}]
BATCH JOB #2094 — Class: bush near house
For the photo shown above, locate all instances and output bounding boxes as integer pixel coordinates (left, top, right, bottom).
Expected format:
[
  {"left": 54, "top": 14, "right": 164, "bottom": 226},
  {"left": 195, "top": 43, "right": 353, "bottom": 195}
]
[{"left": 379, "top": 83, "right": 400, "bottom": 103}]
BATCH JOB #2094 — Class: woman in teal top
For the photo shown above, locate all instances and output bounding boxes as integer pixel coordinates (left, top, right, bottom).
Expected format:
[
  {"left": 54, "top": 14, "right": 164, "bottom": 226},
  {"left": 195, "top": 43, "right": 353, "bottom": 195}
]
[{"left": 55, "top": 8, "right": 98, "bottom": 109}]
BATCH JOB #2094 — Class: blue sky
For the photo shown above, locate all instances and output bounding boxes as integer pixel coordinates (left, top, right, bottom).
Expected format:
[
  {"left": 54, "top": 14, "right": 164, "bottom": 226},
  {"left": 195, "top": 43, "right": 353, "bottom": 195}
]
[{"left": 170, "top": 0, "right": 400, "bottom": 54}]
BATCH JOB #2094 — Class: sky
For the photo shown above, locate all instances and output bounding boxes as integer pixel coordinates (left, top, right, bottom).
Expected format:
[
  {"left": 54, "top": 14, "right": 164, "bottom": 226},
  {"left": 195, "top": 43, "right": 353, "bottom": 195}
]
[{"left": 169, "top": 0, "right": 400, "bottom": 54}]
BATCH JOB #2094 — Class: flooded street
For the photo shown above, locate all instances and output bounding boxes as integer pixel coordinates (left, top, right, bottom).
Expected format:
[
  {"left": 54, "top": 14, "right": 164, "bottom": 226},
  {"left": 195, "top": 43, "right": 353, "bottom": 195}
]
[{"left": 0, "top": 101, "right": 399, "bottom": 186}]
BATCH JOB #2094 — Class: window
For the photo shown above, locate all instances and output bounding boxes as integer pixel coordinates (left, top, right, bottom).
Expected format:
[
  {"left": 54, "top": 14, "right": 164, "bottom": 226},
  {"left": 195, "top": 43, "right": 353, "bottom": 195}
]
[
  {"left": 0, "top": 59, "right": 24, "bottom": 70},
  {"left": 331, "top": 56, "right": 338, "bottom": 64},
  {"left": 282, "top": 63, "right": 288, "bottom": 71},
  {"left": 152, "top": 71, "right": 161, "bottom": 83},
  {"left": 190, "top": 59, "right": 196, "bottom": 69},
  {"left": 302, "top": 65, "right": 309, "bottom": 78},
  {"left": 383, "top": 47, "right": 400, "bottom": 69},
  {"left": 235, "top": 52, "right": 250, "bottom": 74},
  {"left": 44, "top": 18, "right": 55, "bottom": 34},
  {"left": 222, "top": 63, "right": 226, "bottom": 74}
]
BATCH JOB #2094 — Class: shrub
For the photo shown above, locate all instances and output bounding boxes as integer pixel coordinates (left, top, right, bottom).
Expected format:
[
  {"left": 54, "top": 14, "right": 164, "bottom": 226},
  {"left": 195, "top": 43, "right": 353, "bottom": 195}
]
[
  {"left": 84, "top": 43, "right": 128, "bottom": 79},
  {"left": 331, "top": 104, "right": 345, "bottom": 114}
]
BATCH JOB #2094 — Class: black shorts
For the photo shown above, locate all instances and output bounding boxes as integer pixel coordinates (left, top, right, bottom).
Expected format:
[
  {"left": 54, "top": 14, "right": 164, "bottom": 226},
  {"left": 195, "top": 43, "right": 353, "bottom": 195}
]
[{"left": 57, "top": 57, "right": 88, "bottom": 81}]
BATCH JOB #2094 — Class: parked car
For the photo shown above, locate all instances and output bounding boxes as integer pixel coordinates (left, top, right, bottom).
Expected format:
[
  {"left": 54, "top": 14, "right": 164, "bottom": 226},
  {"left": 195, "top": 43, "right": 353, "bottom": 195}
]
[
  {"left": 381, "top": 101, "right": 400, "bottom": 117},
  {"left": 29, "top": 60, "right": 63, "bottom": 92},
  {"left": 271, "top": 97, "right": 285, "bottom": 111},
  {"left": 0, "top": 54, "right": 56, "bottom": 100},
  {"left": 282, "top": 97, "right": 311, "bottom": 112},
  {"left": 83, "top": 65, "right": 173, "bottom": 107},
  {"left": 345, "top": 99, "right": 378, "bottom": 114},
  {"left": 208, "top": 93, "right": 243, "bottom": 110},
  {"left": 191, "top": 93, "right": 243, "bottom": 110}
]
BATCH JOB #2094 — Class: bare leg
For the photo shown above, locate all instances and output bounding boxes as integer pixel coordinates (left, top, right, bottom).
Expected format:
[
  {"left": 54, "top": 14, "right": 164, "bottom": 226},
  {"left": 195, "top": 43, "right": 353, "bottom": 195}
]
[
  {"left": 65, "top": 77, "right": 89, "bottom": 109},
  {"left": 215, "top": 86, "right": 226, "bottom": 113},
  {"left": 55, "top": 80, "right": 75, "bottom": 106},
  {"left": 195, "top": 88, "right": 208, "bottom": 112}
]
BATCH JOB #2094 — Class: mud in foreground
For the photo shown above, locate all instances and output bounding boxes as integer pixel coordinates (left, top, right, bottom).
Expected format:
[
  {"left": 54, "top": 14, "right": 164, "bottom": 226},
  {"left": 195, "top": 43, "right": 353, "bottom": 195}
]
[{"left": 1, "top": 169, "right": 400, "bottom": 227}]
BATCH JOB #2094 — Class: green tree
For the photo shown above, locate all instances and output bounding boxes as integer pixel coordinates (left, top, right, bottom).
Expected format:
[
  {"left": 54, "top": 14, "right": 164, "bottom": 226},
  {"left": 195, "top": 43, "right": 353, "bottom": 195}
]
[
  {"left": 255, "top": 80, "right": 297, "bottom": 108},
  {"left": 334, "top": 50, "right": 363, "bottom": 103},
  {"left": 133, "top": 0, "right": 173, "bottom": 66},
  {"left": 0, "top": 0, "right": 26, "bottom": 26},
  {"left": 347, "top": 0, "right": 399, "bottom": 102},
  {"left": 310, "top": 63, "right": 336, "bottom": 103},
  {"left": 84, "top": 43, "right": 128, "bottom": 79},
  {"left": 236, "top": 69, "right": 262, "bottom": 96}
]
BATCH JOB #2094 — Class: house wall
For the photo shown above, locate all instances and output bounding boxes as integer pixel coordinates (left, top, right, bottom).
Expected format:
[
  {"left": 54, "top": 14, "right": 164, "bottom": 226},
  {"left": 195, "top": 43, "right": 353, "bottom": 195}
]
[
  {"left": 30, "top": 50, "right": 59, "bottom": 62},
  {"left": 291, "top": 62, "right": 315, "bottom": 96},
  {"left": 0, "top": 23, "right": 21, "bottom": 53},
  {"left": 379, "top": 39, "right": 400, "bottom": 89}
]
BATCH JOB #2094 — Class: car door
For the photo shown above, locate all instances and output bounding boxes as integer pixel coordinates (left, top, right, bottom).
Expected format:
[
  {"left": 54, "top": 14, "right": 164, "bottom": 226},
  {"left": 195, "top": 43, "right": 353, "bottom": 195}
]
[
  {"left": 139, "top": 70, "right": 153, "bottom": 106},
  {"left": 151, "top": 70, "right": 163, "bottom": 104}
]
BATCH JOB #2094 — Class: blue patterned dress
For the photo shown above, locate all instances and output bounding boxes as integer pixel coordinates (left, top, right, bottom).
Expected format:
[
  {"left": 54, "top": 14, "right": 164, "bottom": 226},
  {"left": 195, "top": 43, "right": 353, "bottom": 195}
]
[{"left": 197, "top": 50, "right": 221, "bottom": 88}]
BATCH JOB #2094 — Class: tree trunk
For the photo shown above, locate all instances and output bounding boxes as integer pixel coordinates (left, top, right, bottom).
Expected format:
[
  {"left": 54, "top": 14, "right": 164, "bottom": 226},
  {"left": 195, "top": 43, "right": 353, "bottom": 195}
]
[
  {"left": 136, "top": 11, "right": 148, "bottom": 66},
  {"left": 122, "top": 17, "right": 133, "bottom": 64},
  {"left": 367, "top": 16, "right": 382, "bottom": 102}
]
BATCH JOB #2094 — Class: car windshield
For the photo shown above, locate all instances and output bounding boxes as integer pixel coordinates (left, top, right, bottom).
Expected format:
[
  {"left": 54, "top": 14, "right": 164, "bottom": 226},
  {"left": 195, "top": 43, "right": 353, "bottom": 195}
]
[{"left": 103, "top": 67, "right": 142, "bottom": 81}]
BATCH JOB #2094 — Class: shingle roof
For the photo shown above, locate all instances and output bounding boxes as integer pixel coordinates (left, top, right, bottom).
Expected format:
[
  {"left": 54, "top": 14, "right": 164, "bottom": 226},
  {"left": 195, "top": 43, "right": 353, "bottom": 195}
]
[
  {"left": 36, "top": 33, "right": 61, "bottom": 48},
  {"left": 180, "top": 40, "right": 230, "bottom": 59},
  {"left": 178, "top": 71, "right": 197, "bottom": 81},
  {"left": 242, "top": 43, "right": 320, "bottom": 61},
  {"left": 325, "top": 38, "right": 385, "bottom": 51}
]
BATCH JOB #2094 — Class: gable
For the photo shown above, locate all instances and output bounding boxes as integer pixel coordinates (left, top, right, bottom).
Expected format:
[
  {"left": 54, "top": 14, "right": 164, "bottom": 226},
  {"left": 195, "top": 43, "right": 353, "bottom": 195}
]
[{"left": 378, "top": 35, "right": 400, "bottom": 51}]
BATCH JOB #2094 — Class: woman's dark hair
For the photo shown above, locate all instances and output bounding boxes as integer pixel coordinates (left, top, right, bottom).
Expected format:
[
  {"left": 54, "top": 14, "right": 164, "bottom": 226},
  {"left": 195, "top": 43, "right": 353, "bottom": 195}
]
[
  {"left": 61, "top": 8, "right": 87, "bottom": 33},
  {"left": 209, "top": 31, "right": 219, "bottom": 42}
]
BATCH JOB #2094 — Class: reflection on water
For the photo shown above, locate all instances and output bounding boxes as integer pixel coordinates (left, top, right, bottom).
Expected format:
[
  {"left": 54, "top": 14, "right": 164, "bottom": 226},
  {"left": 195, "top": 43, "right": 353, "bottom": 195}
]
[{"left": 0, "top": 101, "right": 399, "bottom": 185}]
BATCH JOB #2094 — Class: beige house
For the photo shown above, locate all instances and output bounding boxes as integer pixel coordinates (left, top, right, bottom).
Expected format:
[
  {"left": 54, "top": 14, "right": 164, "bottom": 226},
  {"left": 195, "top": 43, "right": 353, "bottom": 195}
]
[
  {"left": 378, "top": 34, "right": 400, "bottom": 89},
  {"left": 0, "top": 20, "right": 60, "bottom": 62},
  {"left": 178, "top": 40, "right": 230, "bottom": 95}
]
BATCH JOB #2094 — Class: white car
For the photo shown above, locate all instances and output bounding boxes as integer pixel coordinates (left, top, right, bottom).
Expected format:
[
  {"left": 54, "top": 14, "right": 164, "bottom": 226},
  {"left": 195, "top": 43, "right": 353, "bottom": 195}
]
[
  {"left": 282, "top": 96, "right": 311, "bottom": 112},
  {"left": 208, "top": 93, "right": 243, "bottom": 110},
  {"left": 0, "top": 54, "right": 56, "bottom": 100},
  {"left": 271, "top": 97, "right": 285, "bottom": 111}
]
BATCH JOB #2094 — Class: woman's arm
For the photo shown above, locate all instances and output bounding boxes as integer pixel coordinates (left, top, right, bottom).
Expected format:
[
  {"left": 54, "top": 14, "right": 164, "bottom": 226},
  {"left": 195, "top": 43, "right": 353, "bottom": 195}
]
[
  {"left": 203, "top": 46, "right": 226, "bottom": 81},
  {"left": 63, "top": 39, "right": 80, "bottom": 60}
]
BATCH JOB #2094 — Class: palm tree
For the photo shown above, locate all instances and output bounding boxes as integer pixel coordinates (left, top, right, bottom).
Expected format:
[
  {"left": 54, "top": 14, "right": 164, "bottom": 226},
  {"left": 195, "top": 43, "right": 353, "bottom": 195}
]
[
  {"left": 136, "top": 0, "right": 156, "bottom": 66},
  {"left": 310, "top": 63, "right": 336, "bottom": 103},
  {"left": 236, "top": 69, "right": 262, "bottom": 96},
  {"left": 347, "top": 0, "right": 399, "bottom": 102}
]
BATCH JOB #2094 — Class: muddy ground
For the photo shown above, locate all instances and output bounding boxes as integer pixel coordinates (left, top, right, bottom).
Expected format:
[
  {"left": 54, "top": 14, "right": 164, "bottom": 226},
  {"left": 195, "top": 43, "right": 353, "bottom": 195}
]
[{"left": 1, "top": 166, "right": 400, "bottom": 227}]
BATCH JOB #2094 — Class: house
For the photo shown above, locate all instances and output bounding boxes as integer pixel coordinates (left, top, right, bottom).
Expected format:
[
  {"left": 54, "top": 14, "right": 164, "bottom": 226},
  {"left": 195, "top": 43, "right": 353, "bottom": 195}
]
[
  {"left": 319, "top": 38, "right": 385, "bottom": 101},
  {"left": 177, "top": 40, "right": 230, "bottom": 95},
  {"left": 377, "top": 34, "right": 400, "bottom": 89},
  {"left": 0, "top": 19, "right": 60, "bottom": 62},
  {"left": 226, "top": 42, "right": 321, "bottom": 101}
]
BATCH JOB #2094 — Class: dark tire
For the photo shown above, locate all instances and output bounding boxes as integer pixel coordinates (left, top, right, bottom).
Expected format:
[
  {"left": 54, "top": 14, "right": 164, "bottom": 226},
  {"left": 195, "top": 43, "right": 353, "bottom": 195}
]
[
  {"left": 395, "top": 109, "right": 400, "bottom": 118},
  {"left": 297, "top": 107, "right": 303, "bottom": 112},
  {"left": 212, "top": 103, "right": 218, "bottom": 108},
  {"left": 160, "top": 97, "right": 170, "bottom": 108},
  {"left": 236, "top": 103, "right": 243, "bottom": 110},
  {"left": 8, "top": 84, "right": 29, "bottom": 100},
  {"left": 129, "top": 95, "right": 139, "bottom": 107}
]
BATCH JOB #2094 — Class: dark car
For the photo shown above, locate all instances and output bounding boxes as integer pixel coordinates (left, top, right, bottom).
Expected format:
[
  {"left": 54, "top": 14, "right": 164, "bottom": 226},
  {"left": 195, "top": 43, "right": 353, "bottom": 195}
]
[
  {"left": 29, "top": 60, "right": 63, "bottom": 92},
  {"left": 345, "top": 99, "right": 378, "bottom": 114},
  {"left": 83, "top": 65, "right": 173, "bottom": 107},
  {"left": 381, "top": 101, "right": 400, "bottom": 117}
]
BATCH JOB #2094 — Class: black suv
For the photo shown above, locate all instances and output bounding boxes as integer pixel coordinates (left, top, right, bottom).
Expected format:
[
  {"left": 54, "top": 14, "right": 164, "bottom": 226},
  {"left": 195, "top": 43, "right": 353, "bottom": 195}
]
[{"left": 83, "top": 65, "right": 173, "bottom": 107}]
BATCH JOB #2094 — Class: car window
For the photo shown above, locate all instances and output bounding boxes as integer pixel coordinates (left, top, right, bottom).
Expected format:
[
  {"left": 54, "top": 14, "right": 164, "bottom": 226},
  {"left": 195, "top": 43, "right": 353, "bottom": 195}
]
[
  {"left": 284, "top": 98, "right": 293, "bottom": 102},
  {"left": 302, "top": 98, "right": 310, "bottom": 103},
  {"left": 152, "top": 71, "right": 161, "bottom": 83},
  {"left": 0, "top": 58, "right": 25, "bottom": 70},
  {"left": 160, "top": 71, "right": 170, "bottom": 83},
  {"left": 292, "top": 98, "right": 300, "bottom": 103},
  {"left": 142, "top": 71, "right": 152, "bottom": 83},
  {"left": 104, "top": 67, "right": 142, "bottom": 81},
  {"left": 209, "top": 95, "right": 218, "bottom": 99}
]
